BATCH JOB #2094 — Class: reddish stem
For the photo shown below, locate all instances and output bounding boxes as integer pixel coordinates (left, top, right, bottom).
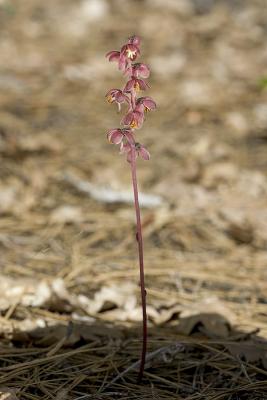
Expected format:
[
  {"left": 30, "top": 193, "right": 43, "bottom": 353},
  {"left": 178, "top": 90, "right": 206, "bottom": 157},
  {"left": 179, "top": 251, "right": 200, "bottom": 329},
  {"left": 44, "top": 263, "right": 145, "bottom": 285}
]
[{"left": 129, "top": 146, "right": 147, "bottom": 383}]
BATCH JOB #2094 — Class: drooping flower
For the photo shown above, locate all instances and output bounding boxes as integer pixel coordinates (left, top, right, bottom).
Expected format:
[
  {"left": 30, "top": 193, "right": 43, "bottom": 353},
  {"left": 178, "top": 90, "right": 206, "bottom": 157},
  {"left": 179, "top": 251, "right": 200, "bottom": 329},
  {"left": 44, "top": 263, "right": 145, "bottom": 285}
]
[
  {"left": 105, "top": 36, "right": 141, "bottom": 74},
  {"left": 120, "top": 44, "right": 140, "bottom": 61},
  {"left": 132, "top": 63, "right": 150, "bottom": 79},
  {"left": 124, "top": 77, "right": 148, "bottom": 92},
  {"left": 107, "top": 128, "right": 124, "bottom": 144},
  {"left": 120, "top": 141, "right": 150, "bottom": 162},
  {"left": 107, "top": 128, "right": 133, "bottom": 145},
  {"left": 136, "top": 96, "right": 157, "bottom": 112},
  {"left": 118, "top": 36, "right": 141, "bottom": 72},
  {"left": 105, "top": 89, "right": 130, "bottom": 111},
  {"left": 106, "top": 49, "right": 128, "bottom": 72},
  {"left": 105, "top": 89, "right": 128, "bottom": 104},
  {"left": 121, "top": 35, "right": 141, "bottom": 61},
  {"left": 122, "top": 110, "right": 144, "bottom": 129}
]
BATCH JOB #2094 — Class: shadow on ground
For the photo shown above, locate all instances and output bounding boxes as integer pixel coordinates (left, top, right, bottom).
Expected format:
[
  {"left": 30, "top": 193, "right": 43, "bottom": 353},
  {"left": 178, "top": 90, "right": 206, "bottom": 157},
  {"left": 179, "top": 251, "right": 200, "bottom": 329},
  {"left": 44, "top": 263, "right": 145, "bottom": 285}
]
[{"left": 1, "top": 317, "right": 267, "bottom": 400}]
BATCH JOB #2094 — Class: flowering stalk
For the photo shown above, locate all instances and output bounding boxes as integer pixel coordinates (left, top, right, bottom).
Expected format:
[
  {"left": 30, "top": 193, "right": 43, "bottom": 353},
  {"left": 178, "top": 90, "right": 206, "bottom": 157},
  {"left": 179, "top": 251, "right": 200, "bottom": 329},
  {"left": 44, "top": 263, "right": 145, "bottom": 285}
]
[{"left": 105, "top": 35, "right": 156, "bottom": 382}]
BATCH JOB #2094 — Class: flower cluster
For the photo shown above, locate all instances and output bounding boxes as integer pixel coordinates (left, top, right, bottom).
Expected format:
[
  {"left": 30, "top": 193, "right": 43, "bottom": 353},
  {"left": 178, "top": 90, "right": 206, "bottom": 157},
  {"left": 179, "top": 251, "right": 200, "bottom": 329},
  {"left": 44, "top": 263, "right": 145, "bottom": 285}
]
[{"left": 106, "top": 35, "right": 156, "bottom": 162}]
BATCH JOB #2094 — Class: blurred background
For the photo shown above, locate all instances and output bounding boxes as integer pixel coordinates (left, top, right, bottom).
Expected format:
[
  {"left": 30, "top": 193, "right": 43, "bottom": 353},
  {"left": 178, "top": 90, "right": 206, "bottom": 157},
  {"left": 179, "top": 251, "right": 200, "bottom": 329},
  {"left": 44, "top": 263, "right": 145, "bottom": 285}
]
[{"left": 0, "top": 0, "right": 267, "bottom": 395}]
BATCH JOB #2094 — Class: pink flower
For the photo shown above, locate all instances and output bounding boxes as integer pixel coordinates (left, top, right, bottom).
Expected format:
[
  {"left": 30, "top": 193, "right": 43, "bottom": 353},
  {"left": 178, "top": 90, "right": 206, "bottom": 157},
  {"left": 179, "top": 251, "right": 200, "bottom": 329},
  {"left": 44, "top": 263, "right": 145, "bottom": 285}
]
[
  {"left": 136, "top": 96, "right": 156, "bottom": 112},
  {"left": 120, "top": 43, "right": 140, "bottom": 61},
  {"left": 107, "top": 129, "right": 124, "bottom": 144},
  {"left": 132, "top": 63, "right": 150, "bottom": 79},
  {"left": 105, "top": 36, "right": 141, "bottom": 74},
  {"left": 107, "top": 128, "right": 133, "bottom": 145},
  {"left": 124, "top": 77, "right": 148, "bottom": 92},
  {"left": 113, "top": 43, "right": 140, "bottom": 74},
  {"left": 105, "top": 89, "right": 130, "bottom": 111},
  {"left": 120, "top": 141, "right": 150, "bottom": 162},
  {"left": 106, "top": 49, "right": 128, "bottom": 73},
  {"left": 122, "top": 110, "right": 144, "bottom": 129},
  {"left": 105, "top": 89, "right": 128, "bottom": 103},
  {"left": 121, "top": 35, "right": 141, "bottom": 62},
  {"left": 119, "top": 36, "right": 141, "bottom": 72}
]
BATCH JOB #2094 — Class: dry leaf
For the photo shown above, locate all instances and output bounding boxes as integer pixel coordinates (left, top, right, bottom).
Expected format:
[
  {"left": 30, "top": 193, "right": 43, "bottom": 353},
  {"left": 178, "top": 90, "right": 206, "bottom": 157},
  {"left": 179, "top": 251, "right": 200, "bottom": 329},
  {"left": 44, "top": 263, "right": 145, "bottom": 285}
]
[
  {"left": 176, "top": 297, "right": 236, "bottom": 338},
  {"left": 177, "top": 312, "right": 230, "bottom": 338},
  {"left": 78, "top": 283, "right": 138, "bottom": 320},
  {"left": 0, "top": 277, "right": 73, "bottom": 312},
  {"left": 0, "top": 277, "right": 141, "bottom": 325},
  {"left": 226, "top": 339, "right": 267, "bottom": 368}
]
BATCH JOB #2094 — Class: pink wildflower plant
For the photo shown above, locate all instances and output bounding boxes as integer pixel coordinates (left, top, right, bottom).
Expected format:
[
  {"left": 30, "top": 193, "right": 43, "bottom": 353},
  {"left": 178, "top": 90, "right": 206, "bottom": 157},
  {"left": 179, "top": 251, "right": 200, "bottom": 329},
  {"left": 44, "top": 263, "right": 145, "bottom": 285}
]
[
  {"left": 105, "top": 35, "right": 155, "bottom": 161},
  {"left": 105, "top": 35, "right": 156, "bottom": 382}
]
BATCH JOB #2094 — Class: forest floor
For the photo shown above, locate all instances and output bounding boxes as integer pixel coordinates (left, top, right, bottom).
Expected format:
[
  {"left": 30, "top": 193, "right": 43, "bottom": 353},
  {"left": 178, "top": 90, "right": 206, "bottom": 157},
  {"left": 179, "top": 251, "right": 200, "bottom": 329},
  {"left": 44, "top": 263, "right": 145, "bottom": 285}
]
[{"left": 0, "top": 0, "right": 267, "bottom": 398}]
